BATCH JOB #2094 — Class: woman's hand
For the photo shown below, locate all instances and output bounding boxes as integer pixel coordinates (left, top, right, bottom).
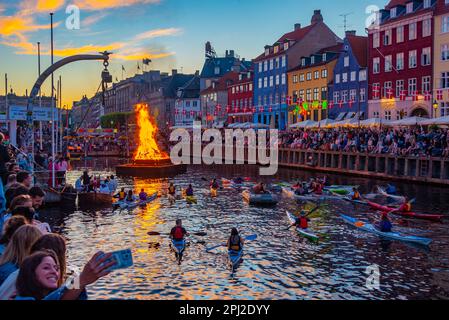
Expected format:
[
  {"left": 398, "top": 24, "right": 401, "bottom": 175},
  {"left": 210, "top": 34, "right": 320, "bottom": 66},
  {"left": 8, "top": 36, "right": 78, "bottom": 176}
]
[{"left": 79, "top": 252, "right": 116, "bottom": 288}]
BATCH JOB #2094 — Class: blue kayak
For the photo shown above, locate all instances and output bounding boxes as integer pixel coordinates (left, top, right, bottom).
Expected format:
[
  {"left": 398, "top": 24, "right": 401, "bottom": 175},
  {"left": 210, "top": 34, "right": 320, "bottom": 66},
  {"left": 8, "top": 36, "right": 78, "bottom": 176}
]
[
  {"left": 242, "top": 190, "right": 278, "bottom": 206},
  {"left": 114, "top": 192, "right": 158, "bottom": 210},
  {"left": 340, "top": 214, "right": 432, "bottom": 246},
  {"left": 171, "top": 239, "right": 186, "bottom": 264},
  {"left": 228, "top": 248, "right": 243, "bottom": 269}
]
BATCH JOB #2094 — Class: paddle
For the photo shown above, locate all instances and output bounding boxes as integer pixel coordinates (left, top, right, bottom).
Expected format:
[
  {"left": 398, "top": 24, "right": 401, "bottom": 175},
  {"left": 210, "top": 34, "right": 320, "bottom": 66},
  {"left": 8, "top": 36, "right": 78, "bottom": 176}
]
[
  {"left": 148, "top": 231, "right": 208, "bottom": 237},
  {"left": 286, "top": 205, "right": 321, "bottom": 231},
  {"left": 206, "top": 234, "right": 257, "bottom": 252}
]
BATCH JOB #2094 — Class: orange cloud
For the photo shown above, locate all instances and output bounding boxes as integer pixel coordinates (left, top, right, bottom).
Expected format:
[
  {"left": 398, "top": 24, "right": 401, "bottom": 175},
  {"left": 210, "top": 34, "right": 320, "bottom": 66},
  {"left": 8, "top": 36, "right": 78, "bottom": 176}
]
[
  {"left": 134, "top": 28, "right": 182, "bottom": 41},
  {"left": 115, "top": 51, "right": 175, "bottom": 61},
  {"left": 0, "top": 14, "right": 51, "bottom": 37},
  {"left": 74, "top": 0, "right": 160, "bottom": 10},
  {"left": 36, "top": 0, "right": 66, "bottom": 12}
]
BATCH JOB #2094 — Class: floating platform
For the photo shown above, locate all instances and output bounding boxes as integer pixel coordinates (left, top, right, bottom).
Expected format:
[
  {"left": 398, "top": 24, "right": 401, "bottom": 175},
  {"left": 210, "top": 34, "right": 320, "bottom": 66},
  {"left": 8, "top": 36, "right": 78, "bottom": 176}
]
[{"left": 115, "top": 159, "right": 187, "bottom": 178}]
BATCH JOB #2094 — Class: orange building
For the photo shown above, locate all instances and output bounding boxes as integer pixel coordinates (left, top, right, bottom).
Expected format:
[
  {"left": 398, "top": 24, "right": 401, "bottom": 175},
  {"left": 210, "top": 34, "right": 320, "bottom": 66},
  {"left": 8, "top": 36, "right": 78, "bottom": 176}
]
[{"left": 287, "top": 45, "right": 342, "bottom": 124}]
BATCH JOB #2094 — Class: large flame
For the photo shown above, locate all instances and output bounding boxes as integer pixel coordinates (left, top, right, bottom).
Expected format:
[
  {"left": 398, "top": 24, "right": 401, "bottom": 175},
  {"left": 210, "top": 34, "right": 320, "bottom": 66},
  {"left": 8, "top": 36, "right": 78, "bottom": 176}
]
[{"left": 134, "top": 104, "right": 169, "bottom": 161}]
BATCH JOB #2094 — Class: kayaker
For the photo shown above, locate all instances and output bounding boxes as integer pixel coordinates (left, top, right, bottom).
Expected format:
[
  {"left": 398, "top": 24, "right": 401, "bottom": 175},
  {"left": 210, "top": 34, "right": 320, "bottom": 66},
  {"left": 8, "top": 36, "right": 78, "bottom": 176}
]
[
  {"left": 185, "top": 184, "right": 194, "bottom": 197},
  {"left": 227, "top": 228, "right": 244, "bottom": 251},
  {"left": 312, "top": 181, "right": 323, "bottom": 195},
  {"left": 125, "top": 190, "right": 136, "bottom": 203},
  {"left": 233, "top": 177, "right": 244, "bottom": 184},
  {"left": 398, "top": 198, "right": 412, "bottom": 212},
  {"left": 168, "top": 183, "right": 176, "bottom": 196},
  {"left": 385, "top": 184, "right": 397, "bottom": 195},
  {"left": 377, "top": 212, "right": 393, "bottom": 233},
  {"left": 170, "top": 219, "right": 188, "bottom": 241},
  {"left": 302, "top": 182, "right": 310, "bottom": 195},
  {"left": 210, "top": 179, "right": 220, "bottom": 190},
  {"left": 292, "top": 181, "right": 302, "bottom": 189},
  {"left": 351, "top": 187, "right": 362, "bottom": 200},
  {"left": 114, "top": 188, "right": 126, "bottom": 201},
  {"left": 253, "top": 183, "right": 267, "bottom": 194},
  {"left": 139, "top": 189, "right": 148, "bottom": 201},
  {"left": 291, "top": 211, "right": 310, "bottom": 230},
  {"left": 294, "top": 184, "right": 305, "bottom": 196}
]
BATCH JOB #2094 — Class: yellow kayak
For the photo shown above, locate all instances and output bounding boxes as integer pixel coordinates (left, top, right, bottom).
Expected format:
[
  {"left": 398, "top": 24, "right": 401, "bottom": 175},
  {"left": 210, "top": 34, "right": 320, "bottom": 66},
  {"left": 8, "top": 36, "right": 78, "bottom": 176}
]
[{"left": 186, "top": 196, "right": 197, "bottom": 204}]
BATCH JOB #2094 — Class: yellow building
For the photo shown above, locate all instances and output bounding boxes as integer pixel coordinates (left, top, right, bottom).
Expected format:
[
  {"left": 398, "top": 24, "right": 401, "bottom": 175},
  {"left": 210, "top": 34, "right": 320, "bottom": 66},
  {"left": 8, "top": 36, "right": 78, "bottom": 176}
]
[
  {"left": 287, "top": 45, "right": 341, "bottom": 124},
  {"left": 434, "top": 6, "right": 449, "bottom": 118}
]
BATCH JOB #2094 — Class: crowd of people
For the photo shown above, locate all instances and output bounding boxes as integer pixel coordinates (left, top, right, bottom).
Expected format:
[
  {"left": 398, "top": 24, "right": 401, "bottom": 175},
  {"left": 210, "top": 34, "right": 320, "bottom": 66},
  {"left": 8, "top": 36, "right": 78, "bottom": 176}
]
[
  {"left": 75, "top": 171, "right": 118, "bottom": 194},
  {"left": 279, "top": 127, "right": 449, "bottom": 158},
  {"left": 0, "top": 132, "right": 117, "bottom": 300}
]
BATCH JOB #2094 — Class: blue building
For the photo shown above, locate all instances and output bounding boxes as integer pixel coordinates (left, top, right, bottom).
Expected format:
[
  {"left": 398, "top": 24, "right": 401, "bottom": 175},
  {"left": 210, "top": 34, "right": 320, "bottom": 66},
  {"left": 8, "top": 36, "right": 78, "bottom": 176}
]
[
  {"left": 328, "top": 31, "right": 368, "bottom": 120},
  {"left": 252, "top": 10, "right": 341, "bottom": 130}
]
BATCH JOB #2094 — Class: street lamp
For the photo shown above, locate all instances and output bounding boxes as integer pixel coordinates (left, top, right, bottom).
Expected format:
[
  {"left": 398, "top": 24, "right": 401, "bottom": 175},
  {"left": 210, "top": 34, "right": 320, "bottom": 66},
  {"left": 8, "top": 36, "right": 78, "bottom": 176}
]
[{"left": 433, "top": 100, "right": 439, "bottom": 118}]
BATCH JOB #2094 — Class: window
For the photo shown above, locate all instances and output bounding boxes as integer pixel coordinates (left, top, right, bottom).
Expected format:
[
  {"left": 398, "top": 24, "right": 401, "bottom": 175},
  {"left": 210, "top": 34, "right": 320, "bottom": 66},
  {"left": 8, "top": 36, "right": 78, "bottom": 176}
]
[
  {"left": 306, "top": 89, "right": 312, "bottom": 101},
  {"left": 284, "top": 42, "right": 289, "bottom": 51},
  {"left": 424, "top": 0, "right": 431, "bottom": 9},
  {"left": 396, "top": 52, "right": 404, "bottom": 70},
  {"left": 406, "top": 2, "right": 413, "bottom": 14},
  {"left": 441, "top": 72, "right": 449, "bottom": 89},
  {"left": 214, "top": 67, "right": 220, "bottom": 75},
  {"left": 409, "top": 22, "right": 417, "bottom": 40},
  {"left": 344, "top": 56, "right": 350, "bottom": 67},
  {"left": 351, "top": 71, "right": 356, "bottom": 81},
  {"left": 232, "top": 87, "right": 235, "bottom": 94},
  {"left": 299, "top": 90, "right": 304, "bottom": 101},
  {"left": 422, "top": 47, "right": 431, "bottom": 66},
  {"left": 385, "top": 55, "right": 392, "bottom": 72},
  {"left": 360, "top": 88, "right": 366, "bottom": 102},
  {"left": 313, "top": 88, "right": 319, "bottom": 100},
  {"left": 409, "top": 50, "right": 417, "bottom": 68},
  {"left": 321, "top": 87, "right": 327, "bottom": 100},
  {"left": 275, "top": 58, "right": 280, "bottom": 69},
  {"left": 269, "top": 76, "right": 274, "bottom": 87},
  {"left": 373, "top": 57, "right": 380, "bottom": 73},
  {"left": 274, "top": 46, "right": 279, "bottom": 54},
  {"left": 336, "top": 74, "right": 340, "bottom": 84},
  {"left": 265, "top": 48, "right": 270, "bottom": 56},
  {"left": 408, "top": 78, "right": 417, "bottom": 96},
  {"left": 422, "top": 76, "right": 431, "bottom": 93},
  {"left": 269, "top": 59, "right": 274, "bottom": 70},
  {"left": 396, "top": 80, "right": 404, "bottom": 97},
  {"left": 359, "top": 70, "right": 367, "bottom": 81},
  {"left": 322, "top": 69, "right": 328, "bottom": 78},
  {"left": 442, "top": 44, "right": 449, "bottom": 61},
  {"left": 314, "top": 71, "right": 320, "bottom": 79},
  {"left": 249, "top": 83, "right": 253, "bottom": 91},
  {"left": 391, "top": 8, "right": 397, "bottom": 18},
  {"left": 341, "top": 90, "right": 348, "bottom": 103},
  {"left": 311, "top": 56, "right": 315, "bottom": 64},
  {"left": 423, "top": 19, "right": 432, "bottom": 37},
  {"left": 333, "top": 91, "right": 340, "bottom": 103},
  {"left": 282, "top": 56, "right": 286, "bottom": 67},
  {"left": 342, "top": 73, "right": 348, "bottom": 83},
  {"left": 300, "top": 74, "right": 305, "bottom": 82},
  {"left": 302, "top": 58, "right": 306, "bottom": 66},
  {"left": 276, "top": 75, "right": 280, "bottom": 85},
  {"left": 397, "top": 26, "right": 404, "bottom": 43},
  {"left": 385, "top": 110, "right": 392, "bottom": 120},
  {"left": 443, "top": 16, "right": 449, "bottom": 33},
  {"left": 258, "top": 63, "right": 262, "bottom": 73},
  {"left": 441, "top": 102, "right": 449, "bottom": 116},
  {"left": 264, "top": 61, "right": 268, "bottom": 71},
  {"left": 322, "top": 53, "right": 327, "bottom": 62},
  {"left": 383, "top": 81, "right": 392, "bottom": 98},
  {"left": 384, "top": 29, "right": 392, "bottom": 46},
  {"left": 350, "top": 89, "right": 357, "bottom": 102},
  {"left": 264, "top": 77, "right": 268, "bottom": 87},
  {"left": 258, "top": 78, "right": 262, "bottom": 89},
  {"left": 306, "top": 72, "right": 312, "bottom": 81},
  {"left": 373, "top": 32, "right": 380, "bottom": 48},
  {"left": 281, "top": 73, "right": 286, "bottom": 85}
]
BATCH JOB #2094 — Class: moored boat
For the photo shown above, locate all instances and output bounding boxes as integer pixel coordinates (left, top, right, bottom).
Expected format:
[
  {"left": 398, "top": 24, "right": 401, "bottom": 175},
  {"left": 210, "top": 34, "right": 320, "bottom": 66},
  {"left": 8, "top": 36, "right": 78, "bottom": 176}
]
[{"left": 78, "top": 192, "right": 113, "bottom": 206}]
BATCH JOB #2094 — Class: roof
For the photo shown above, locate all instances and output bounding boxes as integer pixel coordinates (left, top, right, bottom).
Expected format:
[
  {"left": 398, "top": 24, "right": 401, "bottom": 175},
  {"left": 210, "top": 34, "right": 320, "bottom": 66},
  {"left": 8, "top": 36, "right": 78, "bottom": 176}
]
[
  {"left": 288, "top": 44, "right": 343, "bottom": 72},
  {"left": 346, "top": 35, "right": 368, "bottom": 68},
  {"left": 200, "top": 72, "right": 240, "bottom": 95},
  {"left": 378, "top": 0, "right": 435, "bottom": 25},
  {"left": 253, "top": 24, "right": 316, "bottom": 62},
  {"left": 177, "top": 76, "right": 200, "bottom": 99},
  {"left": 200, "top": 56, "right": 251, "bottom": 78},
  {"left": 161, "top": 74, "right": 196, "bottom": 98},
  {"left": 386, "top": 0, "right": 408, "bottom": 9}
]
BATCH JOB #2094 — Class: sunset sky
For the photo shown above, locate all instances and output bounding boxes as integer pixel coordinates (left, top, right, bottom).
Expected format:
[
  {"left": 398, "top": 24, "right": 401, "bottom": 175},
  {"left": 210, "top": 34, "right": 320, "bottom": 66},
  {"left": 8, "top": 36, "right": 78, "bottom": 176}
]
[{"left": 0, "top": 0, "right": 385, "bottom": 107}]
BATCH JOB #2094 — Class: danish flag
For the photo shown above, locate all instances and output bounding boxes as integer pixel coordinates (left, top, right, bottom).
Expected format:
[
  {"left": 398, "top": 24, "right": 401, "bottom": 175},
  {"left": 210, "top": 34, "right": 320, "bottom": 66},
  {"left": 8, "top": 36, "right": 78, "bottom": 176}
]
[
  {"left": 412, "top": 91, "right": 419, "bottom": 101},
  {"left": 372, "top": 84, "right": 380, "bottom": 99},
  {"left": 386, "top": 88, "right": 393, "bottom": 99},
  {"left": 259, "top": 106, "right": 264, "bottom": 113},
  {"left": 338, "top": 100, "right": 344, "bottom": 108},
  {"left": 269, "top": 106, "right": 273, "bottom": 112},
  {"left": 424, "top": 91, "right": 432, "bottom": 101},
  {"left": 437, "top": 89, "right": 443, "bottom": 101},
  {"left": 400, "top": 90, "right": 407, "bottom": 101},
  {"left": 286, "top": 96, "right": 292, "bottom": 105},
  {"left": 175, "top": 109, "right": 179, "bottom": 115},
  {"left": 329, "top": 101, "right": 334, "bottom": 109},
  {"left": 190, "top": 110, "right": 195, "bottom": 117}
]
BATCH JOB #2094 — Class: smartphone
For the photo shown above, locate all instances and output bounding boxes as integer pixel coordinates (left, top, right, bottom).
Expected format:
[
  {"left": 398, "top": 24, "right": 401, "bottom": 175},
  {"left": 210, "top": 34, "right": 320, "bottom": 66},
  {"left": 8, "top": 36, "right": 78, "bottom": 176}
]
[{"left": 98, "top": 249, "right": 133, "bottom": 271}]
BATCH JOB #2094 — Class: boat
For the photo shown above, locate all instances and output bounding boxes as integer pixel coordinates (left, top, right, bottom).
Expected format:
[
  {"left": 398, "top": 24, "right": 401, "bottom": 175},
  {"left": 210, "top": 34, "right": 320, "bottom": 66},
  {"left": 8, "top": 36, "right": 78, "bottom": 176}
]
[
  {"left": 78, "top": 192, "right": 113, "bottom": 206},
  {"left": 242, "top": 190, "right": 278, "bottom": 206},
  {"left": 171, "top": 239, "right": 186, "bottom": 263},
  {"left": 113, "top": 193, "right": 158, "bottom": 210},
  {"left": 377, "top": 187, "right": 406, "bottom": 202},
  {"left": 366, "top": 201, "right": 443, "bottom": 222},
  {"left": 228, "top": 248, "right": 243, "bottom": 270},
  {"left": 340, "top": 214, "right": 432, "bottom": 246},
  {"left": 43, "top": 187, "right": 62, "bottom": 204},
  {"left": 282, "top": 187, "right": 340, "bottom": 201},
  {"left": 286, "top": 211, "right": 319, "bottom": 242}
]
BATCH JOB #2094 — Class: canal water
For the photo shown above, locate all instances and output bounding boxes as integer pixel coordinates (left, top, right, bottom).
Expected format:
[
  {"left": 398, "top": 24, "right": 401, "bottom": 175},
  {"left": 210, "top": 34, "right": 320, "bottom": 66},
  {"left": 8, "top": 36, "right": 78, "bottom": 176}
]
[{"left": 40, "top": 158, "right": 449, "bottom": 300}]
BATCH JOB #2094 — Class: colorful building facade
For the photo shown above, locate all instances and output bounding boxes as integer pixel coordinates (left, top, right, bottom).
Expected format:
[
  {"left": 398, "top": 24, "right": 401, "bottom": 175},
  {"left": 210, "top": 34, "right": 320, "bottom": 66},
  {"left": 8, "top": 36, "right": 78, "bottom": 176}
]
[
  {"left": 433, "top": 0, "right": 449, "bottom": 117},
  {"left": 368, "top": 0, "right": 435, "bottom": 120},
  {"left": 328, "top": 32, "right": 369, "bottom": 120},
  {"left": 253, "top": 10, "right": 341, "bottom": 130},
  {"left": 174, "top": 76, "right": 201, "bottom": 127},
  {"left": 287, "top": 45, "right": 341, "bottom": 123},
  {"left": 227, "top": 71, "right": 254, "bottom": 124}
]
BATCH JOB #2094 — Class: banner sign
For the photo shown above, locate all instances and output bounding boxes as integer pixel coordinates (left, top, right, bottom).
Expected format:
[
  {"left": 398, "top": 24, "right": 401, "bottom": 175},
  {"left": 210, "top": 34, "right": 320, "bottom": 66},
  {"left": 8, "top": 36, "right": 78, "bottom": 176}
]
[{"left": 8, "top": 105, "right": 58, "bottom": 121}]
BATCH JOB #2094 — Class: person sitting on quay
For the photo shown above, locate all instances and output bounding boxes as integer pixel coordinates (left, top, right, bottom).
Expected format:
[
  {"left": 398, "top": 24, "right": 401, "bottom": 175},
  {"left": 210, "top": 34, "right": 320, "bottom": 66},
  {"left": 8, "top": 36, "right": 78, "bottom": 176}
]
[
  {"left": 0, "top": 216, "right": 27, "bottom": 257},
  {"left": 29, "top": 186, "right": 45, "bottom": 219}
]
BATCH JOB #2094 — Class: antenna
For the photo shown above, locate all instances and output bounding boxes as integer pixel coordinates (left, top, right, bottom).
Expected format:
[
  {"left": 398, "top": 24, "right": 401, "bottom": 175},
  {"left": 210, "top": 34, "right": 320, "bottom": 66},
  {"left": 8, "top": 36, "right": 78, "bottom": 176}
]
[{"left": 339, "top": 12, "right": 354, "bottom": 32}]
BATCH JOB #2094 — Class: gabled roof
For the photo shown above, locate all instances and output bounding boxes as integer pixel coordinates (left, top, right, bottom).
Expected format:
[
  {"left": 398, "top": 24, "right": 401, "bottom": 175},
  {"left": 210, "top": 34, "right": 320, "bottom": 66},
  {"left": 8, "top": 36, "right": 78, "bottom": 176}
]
[
  {"left": 200, "top": 72, "right": 239, "bottom": 95},
  {"left": 346, "top": 35, "right": 368, "bottom": 68},
  {"left": 177, "top": 76, "right": 200, "bottom": 99},
  {"left": 161, "top": 74, "right": 196, "bottom": 98},
  {"left": 200, "top": 56, "right": 251, "bottom": 78}
]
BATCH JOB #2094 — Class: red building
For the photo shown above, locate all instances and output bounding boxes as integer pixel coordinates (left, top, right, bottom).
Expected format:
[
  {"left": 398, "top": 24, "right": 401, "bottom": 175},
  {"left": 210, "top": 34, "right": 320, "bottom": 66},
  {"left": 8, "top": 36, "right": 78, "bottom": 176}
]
[
  {"left": 227, "top": 71, "right": 254, "bottom": 124},
  {"left": 368, "top": 0, "right": 435, "bottom": 120}
]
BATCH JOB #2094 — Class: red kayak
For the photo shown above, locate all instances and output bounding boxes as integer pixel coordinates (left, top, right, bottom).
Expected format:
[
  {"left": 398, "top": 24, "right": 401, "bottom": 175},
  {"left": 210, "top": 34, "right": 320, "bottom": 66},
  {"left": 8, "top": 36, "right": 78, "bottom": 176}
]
[{"left": 367, "top": 201, "right": 443, "bottom": 222}]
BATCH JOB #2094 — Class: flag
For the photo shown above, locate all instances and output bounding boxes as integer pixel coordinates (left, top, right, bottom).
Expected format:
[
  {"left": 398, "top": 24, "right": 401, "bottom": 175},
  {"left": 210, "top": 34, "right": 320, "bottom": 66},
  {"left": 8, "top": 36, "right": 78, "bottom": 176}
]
[
  {"left": 122, "top": 65, "right": 125, "bottom": 72},
  {"left": 424, "top": 91, "right": 431, "bottom": 101},
  {"left": 286, "top": 96, "right": 292, "bottom": 105},
  {"left": 386, "top": 88, "right": 393, "bottom": 99},
  {"left": 400, "top": 90, "right": 407, "bottom": 101},
  {"left": 412, "top": 91, "right": 418, "bottom": 101},
  {"left": 372, "top": 84, "right": 380, "bottom": 99},
  {"left": 437, "top": 89, "right": 443, "bottom": 100},
  {"left": 329, "top": 101, "right": 334, "bottom": 109},
  {"left": 339, "top": 100, "right": 344, "bottom": 108}
]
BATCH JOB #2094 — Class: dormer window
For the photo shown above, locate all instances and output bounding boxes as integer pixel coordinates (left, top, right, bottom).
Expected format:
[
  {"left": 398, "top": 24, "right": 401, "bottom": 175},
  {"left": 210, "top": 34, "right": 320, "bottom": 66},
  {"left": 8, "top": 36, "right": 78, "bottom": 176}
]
[
  {"left": 284, "top": 42, "right": 289, "bottom": 51},
  {"left": 311, "top": 56, "right": 315, "bottom": 64},
  {"left": 423, "top": 0, "right": 431, "bottom": 9},
  {"left": 302, "top": 58, "right": 306, "bottom": 66},
  {"left": 322, "top": 53, "right": 327, "bottom": 61},
  {"left": 265, "top": 47, "right": 270, "bottom": 56},
  {"left": 406, "top": 2, "right": 413, "bottom": 14},
  {"left": 274, "top": 45, "right": 279, "bottom": 54},
  {"left": 391, "top": 7, "right": 397, "bottom": 18},
  {"left": 214, "top": 67, "right": 220, "bottom": 75}
]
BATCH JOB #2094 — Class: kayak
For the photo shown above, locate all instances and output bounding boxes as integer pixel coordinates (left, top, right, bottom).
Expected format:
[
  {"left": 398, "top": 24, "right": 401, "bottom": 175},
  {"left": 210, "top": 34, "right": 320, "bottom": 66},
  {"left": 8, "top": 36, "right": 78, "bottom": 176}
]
[
  {"left": 326, "top": 188, "right": 350, "bottom": 196},
  {"left": 186, "top": 196, "right": 197, "bottom": 204},
  {"left": 342, "top": 197, "right": 369, "bottom": 206},
  {"left": 325, "top": 185, "right": 358, "bottom": 191},
  {"left": 171, "top": 239, "right": 186, "bottom": 263},
  {"left": 113, "top": 193, "right": 158, "bottom": 210},
  {"left": 367, "top": 201, "right": 443, "bottom": 222},
  {"left": 286, "top": 211, "right": 319, "bottom": 241},
  {"left": 228, "top": 248, "right": 244, "bottom": 270},
  {"left": 340, "top": 214, "right": 432, "bottom": 246},
  {"left": 377, "top": 187, "right": 406, "bottom": 202},
  {"left": 282, "top": 187, "right": 341, "bottom": 201},
  {"left": 242, "top": 190, "right": 278, "bottom": 206}
]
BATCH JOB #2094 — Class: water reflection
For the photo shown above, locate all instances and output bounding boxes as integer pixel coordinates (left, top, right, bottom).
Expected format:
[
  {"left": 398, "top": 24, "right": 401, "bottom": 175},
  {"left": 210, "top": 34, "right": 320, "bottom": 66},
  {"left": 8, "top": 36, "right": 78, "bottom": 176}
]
[{"left": 37, "top": 159, "right": 449, "bottom": 300}]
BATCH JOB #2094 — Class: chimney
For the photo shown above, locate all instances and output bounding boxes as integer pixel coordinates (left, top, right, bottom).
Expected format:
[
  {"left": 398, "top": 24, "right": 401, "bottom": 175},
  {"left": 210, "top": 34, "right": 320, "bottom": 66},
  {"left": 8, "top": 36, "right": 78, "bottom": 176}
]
[
  {"left": 294, "top": 23, "right": 302, "bottom": 30},
  {"left": 230, "top": 50, "right": 235, "bottom": 57},
  {"left": 195, "top": 70, "right": 199, "bottom": 76},
  {"left": 225, "top": 50, "right": 229, "bottom": 57},
  {"left": 345, "top": 30, "right": 356, "bottom": 37},
  {"left": 311, "top": 10, "right": 323, "bottom": 24},
  {"left": 172, "top": 69, "right": 178, "bottom": 76}
]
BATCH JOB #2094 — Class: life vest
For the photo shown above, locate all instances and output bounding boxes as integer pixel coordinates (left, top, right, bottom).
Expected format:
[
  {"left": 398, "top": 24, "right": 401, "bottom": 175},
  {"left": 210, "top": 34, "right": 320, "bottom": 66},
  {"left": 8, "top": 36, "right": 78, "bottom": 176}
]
[
  {"left": 352, "top": 191, "right": 360, "bottom": 200},
  {"left": 314, "top": 184, "right": 323, "bottom": 195},
  {"left": 173, "top": 227, "right": 184, "bottom": 240},
  {"left": 402, "top": 203, "right": 412, "bottom": 212},
  {"left": 119, "top": 191, "right": 125, "bottom": 200},
  {"left": 169, "top": 186, "right": 176, "bottom": 195},
  {"left": 229, "top": 235, "right": 241, "bottom": 251},
  {"left": 298, "top": 217, "right": 308, "bottom": 229}
]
